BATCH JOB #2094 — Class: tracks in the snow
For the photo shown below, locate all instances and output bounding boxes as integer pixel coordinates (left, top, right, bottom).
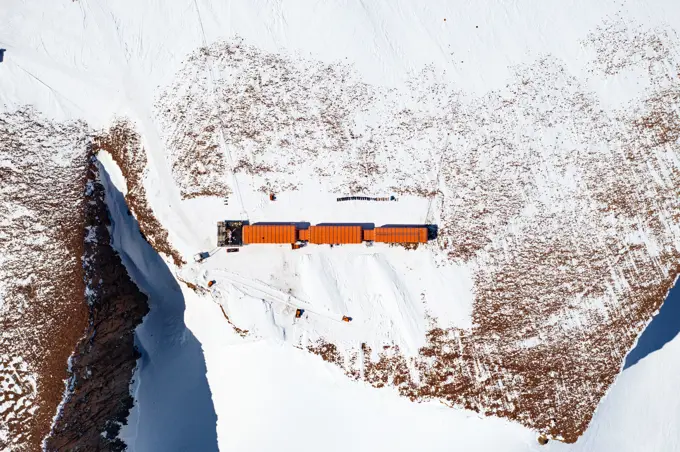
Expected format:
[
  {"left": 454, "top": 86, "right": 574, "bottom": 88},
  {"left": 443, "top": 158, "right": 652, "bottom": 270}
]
[{"left": 210, "top": 269, "right": 347, "bottom": 323}]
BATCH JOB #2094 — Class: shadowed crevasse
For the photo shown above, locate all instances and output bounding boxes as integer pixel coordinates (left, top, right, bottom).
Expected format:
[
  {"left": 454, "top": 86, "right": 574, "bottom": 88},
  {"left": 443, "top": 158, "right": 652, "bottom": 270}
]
[
  {"left": 45, "top": 155, "right": 147, "bottom": 451},
  {"left": 624, "top": 277, "right": 680, "bottom": 369},
  {"left": 46, "top": 156, "right": 218, "bottom": 450},
  {"left": 98, "top": 160, "right": 218, "bottom": 451}
]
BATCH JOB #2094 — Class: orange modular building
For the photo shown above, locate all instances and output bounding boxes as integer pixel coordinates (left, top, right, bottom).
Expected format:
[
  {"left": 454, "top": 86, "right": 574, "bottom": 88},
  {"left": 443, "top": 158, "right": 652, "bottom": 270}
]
[
  {"left": 223, "top": 222, "right": 431, "bottom": 246},
  {"left": 308, "top": 226, "right": 363, "bottom": 244},
  {"left": 242, "top": 224, "right": 297, "bottom": 244},
  {"left": 374, "top": 227, "right": 427, "bottom": 243}
]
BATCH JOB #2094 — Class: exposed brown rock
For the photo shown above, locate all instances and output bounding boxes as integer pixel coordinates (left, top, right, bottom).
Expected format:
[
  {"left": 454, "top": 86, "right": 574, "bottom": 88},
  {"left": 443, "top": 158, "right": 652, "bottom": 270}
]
[
  {"left": 218, "top": 305, "right": 250, "bottom": 337},
  {"left": 0, "top": 114, "right": 171, "bottom": 450},
  {"left": 307, "top": 341, "right": 344, "bottom": 368},
  {"left": 0, "top": 108, "right": 90, "bottom": 451},
  {"left": 44, "top": 155, "right": 150, "bottom": 451}
]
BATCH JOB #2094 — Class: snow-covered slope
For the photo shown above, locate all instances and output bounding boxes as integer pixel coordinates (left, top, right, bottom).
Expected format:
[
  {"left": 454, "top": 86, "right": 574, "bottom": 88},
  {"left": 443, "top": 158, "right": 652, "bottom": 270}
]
[
  {"left": 2, "top": 0, "right": 680, "bottom": 450},
  {"left": 548, "top": 332, "right": 680, "bottom": 452},
  {"left": 186, "top": 288, "right": 680, "bottom": 452}
]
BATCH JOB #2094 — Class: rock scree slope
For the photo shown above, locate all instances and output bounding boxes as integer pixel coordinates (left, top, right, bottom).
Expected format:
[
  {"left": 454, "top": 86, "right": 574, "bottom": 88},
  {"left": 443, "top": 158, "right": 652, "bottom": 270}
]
[{"left": 154, "top": 19, "right": 680, "bottom": 442}]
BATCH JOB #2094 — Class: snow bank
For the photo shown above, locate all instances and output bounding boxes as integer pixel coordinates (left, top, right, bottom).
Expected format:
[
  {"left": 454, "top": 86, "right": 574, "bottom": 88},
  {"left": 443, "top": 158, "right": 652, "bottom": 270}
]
[{"left": 96, "top": 151, "right": 128, "bottom": 196}]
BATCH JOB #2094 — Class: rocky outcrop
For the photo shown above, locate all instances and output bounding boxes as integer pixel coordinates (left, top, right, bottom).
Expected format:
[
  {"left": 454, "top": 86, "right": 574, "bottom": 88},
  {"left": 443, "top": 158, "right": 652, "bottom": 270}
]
[
  {"left": 44, "top": 156, "right": 149, "bottom": 451},
  {"left": 0, "top": 109, "right": 90, "bottom": 451}
]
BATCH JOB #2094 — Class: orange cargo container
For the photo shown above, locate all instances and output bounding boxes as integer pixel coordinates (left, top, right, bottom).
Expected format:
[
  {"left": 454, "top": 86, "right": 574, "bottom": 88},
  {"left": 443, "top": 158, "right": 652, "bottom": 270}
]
[
  {"left": 243, "top": 224, "right": 297, "bottom": 244},
  {"left": 374, "top": 227, "right": 427, "bottom": 243},
  {"left": 363, "top": 229, "right": 376, "bottom": 241},
  {"left": 309, "top": 226, "right": 362, "bottom": 244}
]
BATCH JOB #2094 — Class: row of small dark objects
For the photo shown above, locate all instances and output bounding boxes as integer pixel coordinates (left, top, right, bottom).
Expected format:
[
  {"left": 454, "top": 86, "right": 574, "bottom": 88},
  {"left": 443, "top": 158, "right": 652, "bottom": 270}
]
[{"left": 337, "top": 196, "right": 396, "bottom": 202}]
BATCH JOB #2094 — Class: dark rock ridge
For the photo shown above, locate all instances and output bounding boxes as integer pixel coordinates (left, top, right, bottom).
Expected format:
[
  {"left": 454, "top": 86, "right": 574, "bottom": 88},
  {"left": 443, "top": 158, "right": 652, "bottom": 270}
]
[{"left": 44, "top": 155, "right": 149, "bottom": 451}]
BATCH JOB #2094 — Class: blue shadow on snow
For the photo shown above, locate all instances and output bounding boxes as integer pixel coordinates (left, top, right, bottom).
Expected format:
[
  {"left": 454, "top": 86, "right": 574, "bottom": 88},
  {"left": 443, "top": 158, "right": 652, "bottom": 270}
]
[
  {"left": 624, "top": 277, "right": 680, "bottom": 369},
  {"left": 100, "top": 165, "right": 218, "bottom": 451}
]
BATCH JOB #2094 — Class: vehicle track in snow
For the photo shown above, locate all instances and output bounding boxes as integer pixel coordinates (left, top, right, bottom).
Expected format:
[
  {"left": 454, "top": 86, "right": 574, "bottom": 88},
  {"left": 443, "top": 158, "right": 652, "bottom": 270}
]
[
  {"left": 209, "top": 269, "right": 348, "bottom": 322},
  {"left": 191, "top": 0, "right": 250, "bottom": 219},
  {"left": 424, "top": 134, "right": 449, "bottom": 225}
]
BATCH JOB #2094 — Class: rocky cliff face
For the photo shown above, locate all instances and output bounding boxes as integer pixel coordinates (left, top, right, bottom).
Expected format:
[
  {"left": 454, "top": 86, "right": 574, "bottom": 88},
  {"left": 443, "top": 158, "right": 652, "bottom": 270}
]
[
  {"left": 0, "top": 109, "right": 153, "bottom": 452},
  {"left": 44, "top": 155, "right": 150, "bottom": 451},
  {"left": 0, "top": 110, "right": 187, "bottom": 451}
]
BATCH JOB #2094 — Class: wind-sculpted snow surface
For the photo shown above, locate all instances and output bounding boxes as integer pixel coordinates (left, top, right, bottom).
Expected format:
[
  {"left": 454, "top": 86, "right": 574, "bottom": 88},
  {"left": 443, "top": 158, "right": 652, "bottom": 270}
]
[
  {"left": 158, "top": 19, "right": 680, "bottom": 442},
  {"left": 0, "top": 109, "right": 89, "bottom": 450}
]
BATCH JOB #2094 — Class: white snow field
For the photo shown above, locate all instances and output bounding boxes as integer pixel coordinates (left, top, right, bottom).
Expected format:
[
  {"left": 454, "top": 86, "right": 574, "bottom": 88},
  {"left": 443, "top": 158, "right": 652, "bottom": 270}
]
[
  {"left": 3, "top": 0, "right": 680, "bottom": 450},
  {"left": 186, "top": 297, "right": 680, "bottom": 452}
]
